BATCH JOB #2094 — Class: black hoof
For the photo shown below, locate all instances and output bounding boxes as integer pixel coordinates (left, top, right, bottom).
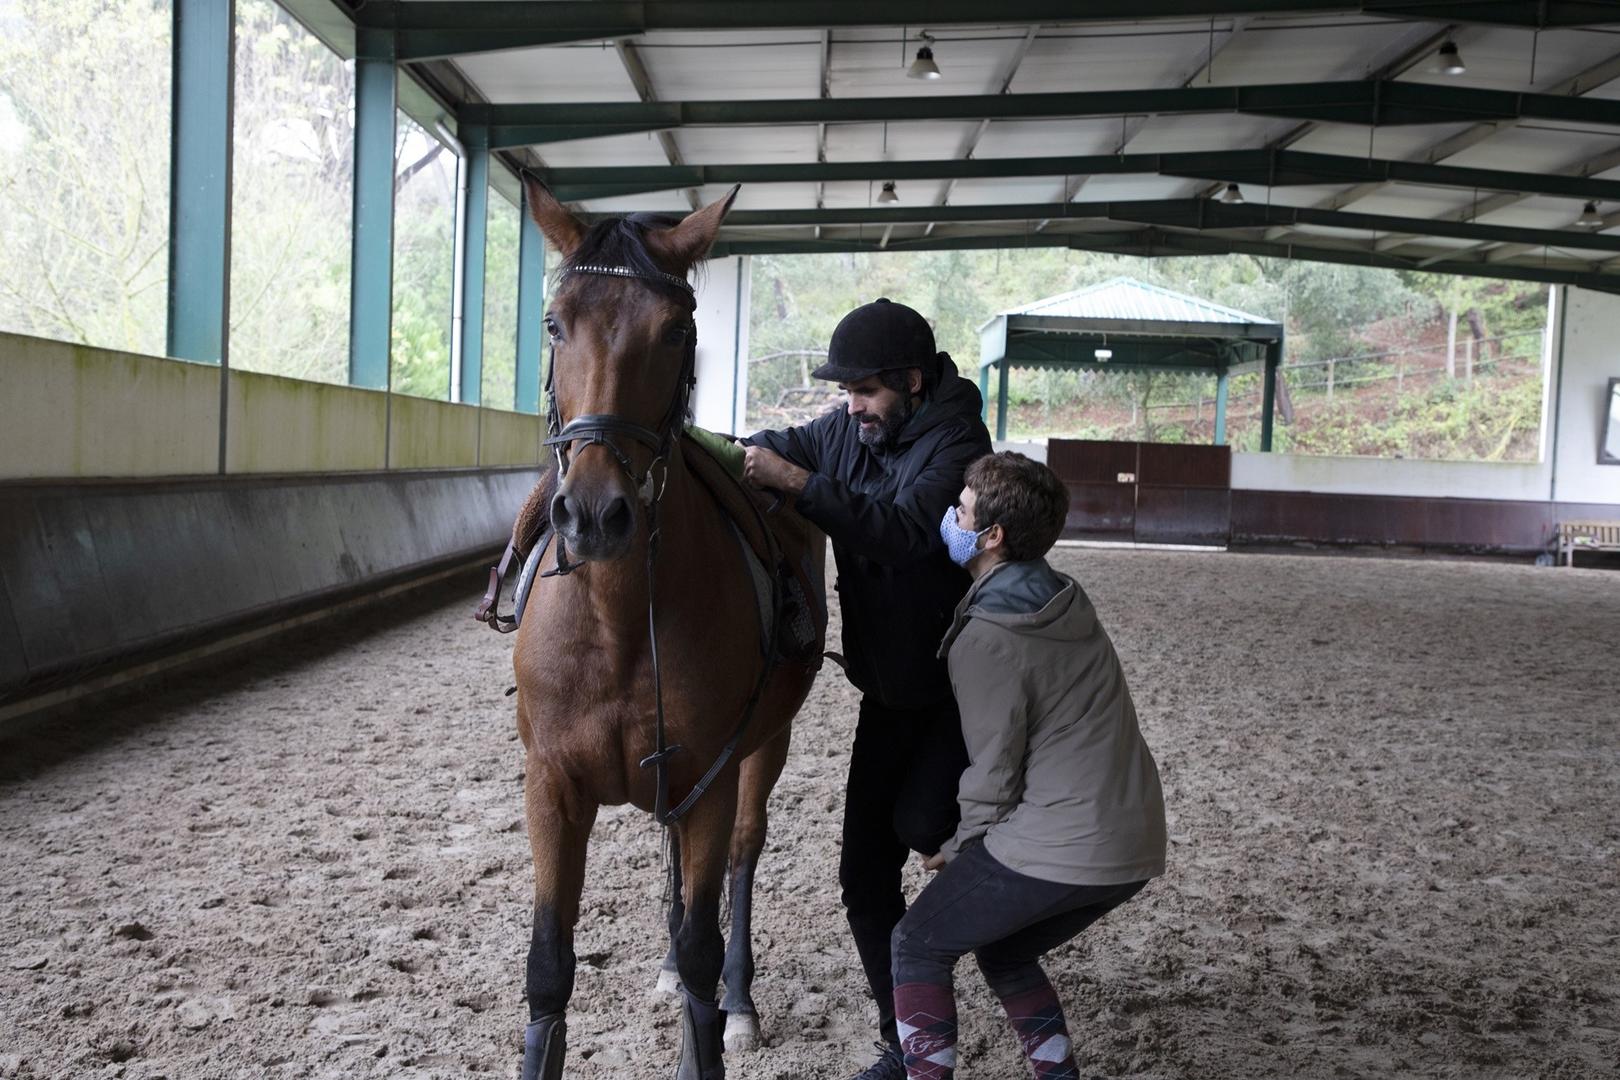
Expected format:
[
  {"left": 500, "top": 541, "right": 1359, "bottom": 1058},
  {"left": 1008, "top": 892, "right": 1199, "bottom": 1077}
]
[
  {"left": 676, "top": 989, "right": 726, "bottom": 1080},
  {"left": 521, "top": 1012, "right": 566, "bottom": 1080}
]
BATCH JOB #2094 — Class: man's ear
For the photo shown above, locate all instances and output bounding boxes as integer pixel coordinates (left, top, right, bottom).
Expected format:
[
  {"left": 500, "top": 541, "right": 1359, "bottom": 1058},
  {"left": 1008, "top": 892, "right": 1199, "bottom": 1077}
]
[
  {"left": 908, "top": 368, "right": 924, "bottom": 396},
  {"left": 981, "top": 522, "right": 1005, "bottom": 552}
]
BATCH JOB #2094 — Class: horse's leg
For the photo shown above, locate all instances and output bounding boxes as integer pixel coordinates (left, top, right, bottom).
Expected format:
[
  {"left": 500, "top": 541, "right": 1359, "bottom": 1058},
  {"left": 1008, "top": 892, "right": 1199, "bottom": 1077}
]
[
  {"left": 673, "top": 780, "right": 739, "bottom": 1080},
  {"left": 656, "top": 832, "right": 685, "bottom": 996},
  {"left": 720, "top": 726, "right": 790, "bottom": 1052},
  {"left": 521, "top": 766, "right": 597, "bottom": 1080}
]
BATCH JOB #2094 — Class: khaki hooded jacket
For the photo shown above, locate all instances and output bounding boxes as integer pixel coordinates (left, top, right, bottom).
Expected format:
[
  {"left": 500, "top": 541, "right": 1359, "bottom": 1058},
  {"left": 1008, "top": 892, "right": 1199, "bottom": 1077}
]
[{"left": 937, "top": 559, "right": 1168, "bottom": 886}]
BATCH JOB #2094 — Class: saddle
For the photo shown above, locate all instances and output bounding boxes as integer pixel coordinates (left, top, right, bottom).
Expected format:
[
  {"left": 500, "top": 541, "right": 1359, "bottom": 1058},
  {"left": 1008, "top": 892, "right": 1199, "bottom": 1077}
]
[{"left": 475, "top": 435, "right": 826, "bottom": 672}]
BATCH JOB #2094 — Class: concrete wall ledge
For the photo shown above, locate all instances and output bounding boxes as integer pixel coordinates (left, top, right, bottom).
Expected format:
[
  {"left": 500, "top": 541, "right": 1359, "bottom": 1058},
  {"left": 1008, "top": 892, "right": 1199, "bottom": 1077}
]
[{"left": 0, "top": 466, "right": 542, "bottom": 711}]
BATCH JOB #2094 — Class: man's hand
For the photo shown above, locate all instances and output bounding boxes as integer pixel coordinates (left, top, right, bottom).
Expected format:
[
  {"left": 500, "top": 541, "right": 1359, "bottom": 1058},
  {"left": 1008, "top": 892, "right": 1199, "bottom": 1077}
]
[
  {"left": 922, "top": 852, "right": 946, "bottom": 873},
  {"left": 742, "top": 445, "right": 810, "bottom": 495}
]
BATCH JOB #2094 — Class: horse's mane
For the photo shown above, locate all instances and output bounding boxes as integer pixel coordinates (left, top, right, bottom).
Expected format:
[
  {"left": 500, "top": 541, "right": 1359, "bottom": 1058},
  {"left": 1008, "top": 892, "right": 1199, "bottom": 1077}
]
[{"left": 557, "top": 213, "right": 701, "bottom": 306}]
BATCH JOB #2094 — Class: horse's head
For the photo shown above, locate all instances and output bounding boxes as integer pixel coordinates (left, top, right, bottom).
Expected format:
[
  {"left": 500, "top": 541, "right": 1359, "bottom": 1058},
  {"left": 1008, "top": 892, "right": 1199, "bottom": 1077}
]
[{"left": 524, "top": 180, "right": 738, "bottom": 563}]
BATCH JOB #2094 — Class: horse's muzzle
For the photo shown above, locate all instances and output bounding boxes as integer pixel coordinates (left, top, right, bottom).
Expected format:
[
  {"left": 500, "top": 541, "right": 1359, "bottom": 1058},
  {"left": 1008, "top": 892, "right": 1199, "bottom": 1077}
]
[{"left": 550, "top": 487, "right": 636, "bottom": 561}]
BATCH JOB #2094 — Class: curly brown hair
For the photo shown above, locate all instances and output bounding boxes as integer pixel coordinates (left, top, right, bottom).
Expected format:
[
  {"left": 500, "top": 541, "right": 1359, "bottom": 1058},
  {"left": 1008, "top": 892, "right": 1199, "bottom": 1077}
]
[{"left": 964, "top": 451, "right": 1069, "bottom": 562}]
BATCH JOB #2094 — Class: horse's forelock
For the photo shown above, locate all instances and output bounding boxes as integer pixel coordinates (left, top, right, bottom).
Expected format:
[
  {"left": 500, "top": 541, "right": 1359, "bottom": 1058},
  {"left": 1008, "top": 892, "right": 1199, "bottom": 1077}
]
[{"left": 556, "top": 215, "right": 697, "bottom": 307}]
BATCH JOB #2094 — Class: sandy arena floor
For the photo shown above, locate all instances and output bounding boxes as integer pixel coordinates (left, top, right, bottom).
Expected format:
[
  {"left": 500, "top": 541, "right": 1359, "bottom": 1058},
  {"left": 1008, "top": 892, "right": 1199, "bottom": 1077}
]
[{"left": 2, "top": 549, "right": 1617, "bottom": 1080}]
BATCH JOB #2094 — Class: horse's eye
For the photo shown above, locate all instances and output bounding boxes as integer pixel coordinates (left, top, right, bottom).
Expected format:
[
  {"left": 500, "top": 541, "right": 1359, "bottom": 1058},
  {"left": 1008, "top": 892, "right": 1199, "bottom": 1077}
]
[
  {"left": 662, "top": 323, "right": 691, "bottom": 348},
  {"left": 544, "top": 316, "right": 562, "bottom": 341}
]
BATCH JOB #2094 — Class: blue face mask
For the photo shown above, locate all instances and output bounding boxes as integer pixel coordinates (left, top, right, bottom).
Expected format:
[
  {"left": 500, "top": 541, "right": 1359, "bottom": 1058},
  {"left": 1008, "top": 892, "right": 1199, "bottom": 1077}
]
[{"left": 940, "top": 505, "right": 984, "bottom": 568}]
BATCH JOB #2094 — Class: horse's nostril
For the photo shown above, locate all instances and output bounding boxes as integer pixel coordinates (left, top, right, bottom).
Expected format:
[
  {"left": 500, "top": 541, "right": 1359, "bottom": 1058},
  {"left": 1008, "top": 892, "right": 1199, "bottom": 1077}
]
[
  {"left": 549, "top": 492, "right": 576, "bottom": 532},
  {"left": 600, "top": 495, "right": 633, "bottom": 538}
]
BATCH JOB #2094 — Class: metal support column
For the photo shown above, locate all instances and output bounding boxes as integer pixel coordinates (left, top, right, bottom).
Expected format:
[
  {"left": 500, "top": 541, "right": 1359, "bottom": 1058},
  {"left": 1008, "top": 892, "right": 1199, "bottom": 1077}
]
[
  {"left": 979, "top": 363, "right": 991, "bottom": 422},
  {"left": 1213, "top": 369, "right": 1230, "bottom": 446},
  {"left": 457, "top": 125, "right": 490, "bottom": 404},
  {"left": 995, "top": 361, "right": 1010, "bottom": 441},
  {"left": 1260, "top": 340, "right": 1281, "bottom": 452},
  {"left": 348, "top": 28, "right": 397, "bottom": 390},
  {"left": 514, "top": 188, "right": 546, "bottom": 415},
  {"left": 166, "top": 0, "right": 235, "bottom": 366}
]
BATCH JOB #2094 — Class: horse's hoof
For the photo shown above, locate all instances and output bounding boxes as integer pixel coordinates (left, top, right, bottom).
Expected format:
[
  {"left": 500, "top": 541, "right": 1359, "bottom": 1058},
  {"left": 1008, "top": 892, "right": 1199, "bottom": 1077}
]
[
  {"left": 723, "top": 1013, "right": 760, "bottom": 1053},
  {"left": 655, "top": 967, "right": 682, "bottom": 997}
]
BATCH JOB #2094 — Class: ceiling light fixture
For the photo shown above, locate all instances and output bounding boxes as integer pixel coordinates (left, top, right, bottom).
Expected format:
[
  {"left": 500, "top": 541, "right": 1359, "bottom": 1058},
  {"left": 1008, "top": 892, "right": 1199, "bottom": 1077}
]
[
  {"left": 1437, "top": 40, "right": 1466, "bottom": 76},
  {"left": 1094, "top": 348, "right": 1114, "bottom": 361},
  {"left": 878, "top": 181, "right": 900, "bottom": 204},
  {"left": 1219, "top": 183, "right": 1244, "bottom": 205},
  {"left": 907, "top": 32, "right": 942, "bottom": 81},
  {"left": 1578, "top": 201, "right": 1604, "bottom": 228}
]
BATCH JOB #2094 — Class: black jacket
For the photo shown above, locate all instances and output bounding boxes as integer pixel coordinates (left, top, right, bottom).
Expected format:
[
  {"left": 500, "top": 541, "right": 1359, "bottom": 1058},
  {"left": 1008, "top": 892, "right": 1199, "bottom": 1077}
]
[{"left": 746, "top": 357, "right": 993, "bottom": 708}]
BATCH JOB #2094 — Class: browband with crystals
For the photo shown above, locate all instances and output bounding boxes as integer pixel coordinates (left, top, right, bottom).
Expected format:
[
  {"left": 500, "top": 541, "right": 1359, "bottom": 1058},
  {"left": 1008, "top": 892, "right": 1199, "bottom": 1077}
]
[{"left": 564, "top": 263, "right": 695, "bottom": 297}]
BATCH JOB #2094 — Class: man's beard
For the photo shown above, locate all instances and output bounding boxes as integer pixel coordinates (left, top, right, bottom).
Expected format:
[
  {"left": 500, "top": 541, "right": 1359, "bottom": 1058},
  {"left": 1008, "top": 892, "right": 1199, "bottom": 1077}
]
[{"left": 854, "top": 395, "right": 916, "bottom": 449}]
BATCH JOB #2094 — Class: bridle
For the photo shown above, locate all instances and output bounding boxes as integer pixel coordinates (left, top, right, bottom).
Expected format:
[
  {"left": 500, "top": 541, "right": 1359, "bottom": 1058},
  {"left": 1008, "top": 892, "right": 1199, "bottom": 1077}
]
[
  {"left": 540, "top": 262, "right": 697, "bottom": 576},
  {"left": 537, "top": 261, "right": 781, "bottom": 828}
]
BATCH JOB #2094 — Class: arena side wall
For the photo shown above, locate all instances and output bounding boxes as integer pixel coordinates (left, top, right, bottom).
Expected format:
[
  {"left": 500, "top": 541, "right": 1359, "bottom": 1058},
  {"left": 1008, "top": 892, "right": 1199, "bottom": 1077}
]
[{"left": 0, "top": 332, "right": 546, "bottom": 719}]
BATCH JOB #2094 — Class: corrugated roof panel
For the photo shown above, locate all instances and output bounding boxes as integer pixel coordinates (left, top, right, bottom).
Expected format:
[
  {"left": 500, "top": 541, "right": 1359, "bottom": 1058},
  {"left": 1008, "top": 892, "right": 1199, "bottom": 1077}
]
[{"left": 1004, "top": 277, "right": 1276, "bottom": 326}]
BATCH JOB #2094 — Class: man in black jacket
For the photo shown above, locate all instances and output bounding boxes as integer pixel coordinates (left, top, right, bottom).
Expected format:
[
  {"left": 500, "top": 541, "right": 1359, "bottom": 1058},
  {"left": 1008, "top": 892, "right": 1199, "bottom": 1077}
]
[{"left": 742, "top": 298, "right": 992, "bottom": 1080}]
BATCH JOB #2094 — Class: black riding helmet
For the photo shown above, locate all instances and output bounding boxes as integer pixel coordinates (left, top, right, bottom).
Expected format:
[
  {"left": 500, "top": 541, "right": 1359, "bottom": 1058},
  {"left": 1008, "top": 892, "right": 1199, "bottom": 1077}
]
[{"left": 812, "top": 298, "right": 941, "bottom": 389}]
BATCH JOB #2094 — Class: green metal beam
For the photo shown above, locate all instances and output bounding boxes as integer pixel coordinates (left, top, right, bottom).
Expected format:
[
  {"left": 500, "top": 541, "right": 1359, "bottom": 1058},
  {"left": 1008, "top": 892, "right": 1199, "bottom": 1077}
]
[
  {"left": 1006, "top": 340, "right": 1238, "bottom": 370},
  {"left": 1261, "top": 340, "right": 1282, "bottom": 452},
  {"left": 542, "top": 148, "right": 1620, "bottom": 206},
  {"left": 1010, "top": 312, "right": 1282, "bottom": 340},
  {"left": 469, "top": 81, "right": 1620, "bottom": 149},
  {"left": 459, "top": 126, "right": 491, "bottom": 406},
  {"left": 166, "top": 0, "right": 235, "bottom": 367},
  {"left": 514, "top": 189, "right": 546, "bottom": 416},
  {"left": 706, "top": 227, "right": 1620, "bottom": 294},
  {"left": 996, "top": 361, "right": 1010, "bottom": 442},
  {"left": 348, "top": 28, "right": 397, "bottom": 390},
  {"left": 698, "top": 197, "right": 1620, "bottom": 254},
  {"left": 1214, "top": 370, "right": 1230, "bottom": 446},
  {"left": 351, "top": 2, "right": 1620, "bottom": 60}
]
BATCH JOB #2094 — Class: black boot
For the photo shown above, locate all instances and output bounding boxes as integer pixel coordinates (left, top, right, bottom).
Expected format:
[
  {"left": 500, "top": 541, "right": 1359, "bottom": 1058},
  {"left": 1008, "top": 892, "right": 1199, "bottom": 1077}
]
[
  {"left": 675, "top": 989, "right": 726, "bottom": 1080},
  {"left": 521, "top": 1012, "right": 566, "bottom": 1080}
]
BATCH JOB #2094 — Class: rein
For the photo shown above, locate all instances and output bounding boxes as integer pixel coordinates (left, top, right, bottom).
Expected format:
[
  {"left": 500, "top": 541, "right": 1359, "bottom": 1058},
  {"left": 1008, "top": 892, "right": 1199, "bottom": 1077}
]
[{"left": 524, "top": 261, "right": 779, "bottom": 828}]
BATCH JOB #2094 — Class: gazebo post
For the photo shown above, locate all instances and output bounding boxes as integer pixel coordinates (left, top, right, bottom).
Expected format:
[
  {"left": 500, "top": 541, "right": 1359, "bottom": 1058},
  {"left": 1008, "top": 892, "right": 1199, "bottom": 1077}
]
[
  {"left": 979, "top": 362, "right": 992, "bottom": 422},
  {"left": 1214, "top": 369, "right": 1230, "bottom": 446},
  {"left": 1260, "top": 339, "right": 1281, "bottom": 452},
  {"left": 996, "top": 360, "right": 1011, "bottom": 441}
]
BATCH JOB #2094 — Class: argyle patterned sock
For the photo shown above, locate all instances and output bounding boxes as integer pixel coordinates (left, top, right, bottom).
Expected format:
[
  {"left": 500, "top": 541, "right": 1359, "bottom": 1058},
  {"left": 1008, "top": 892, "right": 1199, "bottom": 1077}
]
[
  {"left": 893, "top": 981, "right": 958, "bottom": 1080},
  {"left": 998, "top": 980, "right": 1080, "bottom": 1080}
]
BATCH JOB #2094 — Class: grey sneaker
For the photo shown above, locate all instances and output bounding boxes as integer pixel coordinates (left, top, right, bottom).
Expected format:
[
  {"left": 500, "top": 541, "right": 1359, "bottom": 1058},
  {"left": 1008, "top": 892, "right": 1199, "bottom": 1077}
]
[{"left": 847, "top": 1042, "right": 906, "bottom": 1080}]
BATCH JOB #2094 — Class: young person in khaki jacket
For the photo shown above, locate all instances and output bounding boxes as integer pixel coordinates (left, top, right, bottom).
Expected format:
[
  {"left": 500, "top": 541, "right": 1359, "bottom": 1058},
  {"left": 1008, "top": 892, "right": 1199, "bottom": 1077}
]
[{"left": 889, "top": 451, "right": 1167, "bottom": 1080}]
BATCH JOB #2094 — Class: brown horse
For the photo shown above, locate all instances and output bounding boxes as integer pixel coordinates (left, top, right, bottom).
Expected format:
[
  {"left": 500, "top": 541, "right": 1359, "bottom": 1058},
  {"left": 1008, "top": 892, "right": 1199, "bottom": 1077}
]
[{"left": 510, "top": 180, "right": 825, "bottom": 1080}]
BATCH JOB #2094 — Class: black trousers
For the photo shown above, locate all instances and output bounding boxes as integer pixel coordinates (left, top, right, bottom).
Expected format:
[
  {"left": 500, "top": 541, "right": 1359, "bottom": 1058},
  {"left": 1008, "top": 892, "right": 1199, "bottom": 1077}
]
[
  {"left": 891, "top": 837, "right": 1147, "bottom": 997},
  {"left": 840, "top": 695, "right": 969, "bottom": 1047}
]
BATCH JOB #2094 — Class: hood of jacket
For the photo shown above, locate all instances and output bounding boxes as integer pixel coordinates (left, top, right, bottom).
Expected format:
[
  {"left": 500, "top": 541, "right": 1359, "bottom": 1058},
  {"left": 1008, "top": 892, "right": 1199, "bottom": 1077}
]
[
  {"left": 889, "top": 355, "right": 984, "bottom": 452},
  {"left": 938, "top": 559, "right": 1091, "bottom": 656}
]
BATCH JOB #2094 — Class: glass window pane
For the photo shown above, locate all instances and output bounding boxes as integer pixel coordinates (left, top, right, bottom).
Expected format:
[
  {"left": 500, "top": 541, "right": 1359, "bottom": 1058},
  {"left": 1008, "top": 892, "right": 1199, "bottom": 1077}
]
[
  {"left": 390, "top": 111, "right": 455, "bottom": 399},
  {"left": 0, "top": 0, "right": 171, "bottom": 356},
  {"left": 229, "top": 0, "right": 352, "bottom": 384},
  {"left": 481, "top": 188, "right": 519, "bottom": 411}
]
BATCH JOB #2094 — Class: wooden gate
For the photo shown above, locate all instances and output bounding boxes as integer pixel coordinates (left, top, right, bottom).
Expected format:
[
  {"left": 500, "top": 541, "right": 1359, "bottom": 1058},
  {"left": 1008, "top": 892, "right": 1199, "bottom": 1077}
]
[{"left": 1048, "top": 439, "right": 1232, "bottom": 546}]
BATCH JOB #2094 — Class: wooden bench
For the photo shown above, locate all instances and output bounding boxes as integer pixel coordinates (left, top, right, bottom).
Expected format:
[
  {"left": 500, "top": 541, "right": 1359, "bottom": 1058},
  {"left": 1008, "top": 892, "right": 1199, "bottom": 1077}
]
[{"left": 1558, "top": 520, "right": 1620, "bottom": 567}]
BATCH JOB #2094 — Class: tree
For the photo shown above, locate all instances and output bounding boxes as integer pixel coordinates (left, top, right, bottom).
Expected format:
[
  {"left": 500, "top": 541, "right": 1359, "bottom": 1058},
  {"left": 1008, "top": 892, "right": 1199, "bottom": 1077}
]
[
  {"left": 228, "top": 0, "right": 356, "bottom": 384},
  {"left": 0, "top": 0, "right": 173, "bottom": 356}
]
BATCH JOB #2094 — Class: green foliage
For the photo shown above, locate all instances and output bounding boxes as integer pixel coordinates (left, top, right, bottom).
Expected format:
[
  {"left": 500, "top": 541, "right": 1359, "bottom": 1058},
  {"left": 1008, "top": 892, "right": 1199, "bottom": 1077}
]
[
  {"left": 389, "top": 114, "right": 454, "bottom": 400},
  {"left": 228, "top": 0, "right": 352, "bottom": 383},
  {"left": 0, "top": 0, "right": 173, "bottom": 356},
  {"left": 748, "top": 246, "right": 1549, "bottom": 462},
  {"left": 481, "top": 191, "right": 521, "bottom": 409}
]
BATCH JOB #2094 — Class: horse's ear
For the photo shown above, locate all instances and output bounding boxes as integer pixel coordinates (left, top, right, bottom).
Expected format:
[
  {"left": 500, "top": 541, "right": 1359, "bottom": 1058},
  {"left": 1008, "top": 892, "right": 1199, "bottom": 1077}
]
[
  {"left": 522, "top": 177, "right": 586, "bottom": 259},
  {"left": 647, "top": 185, "right": 739, "bottom": 271}
]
